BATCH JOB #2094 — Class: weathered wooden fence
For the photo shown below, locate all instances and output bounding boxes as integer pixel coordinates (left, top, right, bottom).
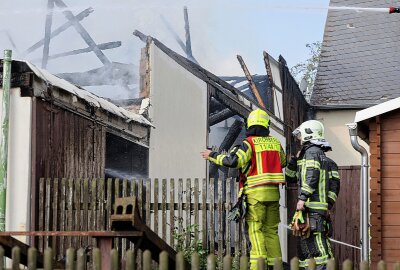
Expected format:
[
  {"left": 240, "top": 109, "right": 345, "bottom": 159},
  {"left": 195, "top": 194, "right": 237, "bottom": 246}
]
[
  {"left": 37, "top": 178, "right": 248, "bottom": 265},
  {"left": 3, "top": 246, "right": 400, "bottom": 270}
]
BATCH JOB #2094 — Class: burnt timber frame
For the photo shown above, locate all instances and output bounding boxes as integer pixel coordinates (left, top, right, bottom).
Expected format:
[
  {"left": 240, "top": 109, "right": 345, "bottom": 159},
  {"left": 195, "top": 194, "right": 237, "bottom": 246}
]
[
  {"left": 160, "top": 7, "right": 198, "bottom": 64},
  {"left": 132, "top": 30, "right": 285, "bottom": 135},
  {"left": 24, "top": 7, "right": 94, "bottom": 55},
  {"left": 24, "top": 0, "right": 137, "bottom": 91},
  {"left": 209, "top": 119, "right": 243, "bottom": 179},
  {"left": 236, "top": 54, "right": 266, "bottom": 109}
]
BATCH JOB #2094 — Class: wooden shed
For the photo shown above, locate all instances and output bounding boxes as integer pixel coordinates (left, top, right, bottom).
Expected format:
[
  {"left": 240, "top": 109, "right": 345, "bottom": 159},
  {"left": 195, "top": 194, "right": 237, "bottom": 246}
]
[
  {"left": 0, "top": 60, "right": 151, "bottom": 238},
  {"left": 355, "top": 97, "right": 400, "bottom": 268}
]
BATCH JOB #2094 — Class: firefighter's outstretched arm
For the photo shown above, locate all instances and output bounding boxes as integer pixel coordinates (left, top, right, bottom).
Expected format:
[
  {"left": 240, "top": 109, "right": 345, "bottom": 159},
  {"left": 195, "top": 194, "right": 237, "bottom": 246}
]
[{"left": 200, "top": 140, "right": 252, "bottom": 169}]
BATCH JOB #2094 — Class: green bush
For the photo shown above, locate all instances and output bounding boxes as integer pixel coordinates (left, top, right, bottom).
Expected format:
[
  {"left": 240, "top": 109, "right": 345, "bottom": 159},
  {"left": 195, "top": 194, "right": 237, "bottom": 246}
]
[{"left": 173, "top": 223, "right": 208, "bottom": 269}]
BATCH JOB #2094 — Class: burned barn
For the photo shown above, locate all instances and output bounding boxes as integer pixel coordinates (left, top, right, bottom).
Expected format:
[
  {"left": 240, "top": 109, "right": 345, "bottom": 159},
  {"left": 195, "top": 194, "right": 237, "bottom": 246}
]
[
  {"left": 1, "top": 25, "right": 309, "bottom": 263},
  {"left": 107, "top": 32, "right": 309, "bottom": 261}
]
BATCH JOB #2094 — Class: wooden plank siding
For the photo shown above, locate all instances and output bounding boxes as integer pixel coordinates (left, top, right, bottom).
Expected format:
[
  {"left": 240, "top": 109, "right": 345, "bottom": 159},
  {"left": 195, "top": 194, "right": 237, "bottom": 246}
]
[
  {"left": 33, "top": 99, "right": 106, "bottom": 181},
  {"left": 369, "top": 116, "right": 382, "bottom": 265},
  {"left": 32, "top": 99, "right": 107, "bottom": 244},
  {"left": 331, "top": 166, "right": 361, "bottom": 268},
  {"left": 286, "top": 166, "right": 361, "bottom": 266},
  {"left": 369, "top": 109, "right": 400, "bottom": 266}
]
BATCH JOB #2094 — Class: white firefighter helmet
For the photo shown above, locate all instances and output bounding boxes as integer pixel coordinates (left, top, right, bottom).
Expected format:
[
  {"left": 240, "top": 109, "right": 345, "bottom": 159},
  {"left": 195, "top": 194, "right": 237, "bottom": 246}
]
[{"left": 292, "top": 120, "right": 325, "bottom": 143}]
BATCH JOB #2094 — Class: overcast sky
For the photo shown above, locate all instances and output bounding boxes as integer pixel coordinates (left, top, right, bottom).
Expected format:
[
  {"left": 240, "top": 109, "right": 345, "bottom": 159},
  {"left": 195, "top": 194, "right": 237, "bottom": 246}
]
[{"left": 0, "top": 0, "right": 330, "bottom": 99}]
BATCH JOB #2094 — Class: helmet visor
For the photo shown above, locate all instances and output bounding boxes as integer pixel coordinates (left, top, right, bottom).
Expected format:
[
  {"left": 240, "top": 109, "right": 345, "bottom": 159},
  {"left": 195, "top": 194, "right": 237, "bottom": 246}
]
[{"left": 292, "top": 128, "right": 301, "bottom": 140}]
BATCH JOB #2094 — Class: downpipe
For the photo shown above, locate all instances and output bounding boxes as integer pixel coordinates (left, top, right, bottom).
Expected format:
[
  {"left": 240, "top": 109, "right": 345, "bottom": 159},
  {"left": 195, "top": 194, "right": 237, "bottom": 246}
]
[{"left": 346, "top": 123, "right": 369, "bottom": 263}]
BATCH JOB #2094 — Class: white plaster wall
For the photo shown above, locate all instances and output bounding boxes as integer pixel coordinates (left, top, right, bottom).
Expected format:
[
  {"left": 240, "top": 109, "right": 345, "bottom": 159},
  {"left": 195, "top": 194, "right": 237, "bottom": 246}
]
[
  {"left": 0, "top": 88, "right": 32, "bottom": 243},
  {"left": 315, "top": 110, "right": 369, "bottom": 166},
  {"left": 148, "top": 43, "right": 208, "bottom": 179}
]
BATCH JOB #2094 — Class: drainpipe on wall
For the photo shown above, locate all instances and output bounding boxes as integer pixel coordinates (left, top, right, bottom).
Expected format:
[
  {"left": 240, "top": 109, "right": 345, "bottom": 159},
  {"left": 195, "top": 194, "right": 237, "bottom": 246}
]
[
  {"left": 346, "top": 123, "right": 370, "bottom": 263},
  {"left": 0, "top": 49, "right": 12, "bottom": 232}
]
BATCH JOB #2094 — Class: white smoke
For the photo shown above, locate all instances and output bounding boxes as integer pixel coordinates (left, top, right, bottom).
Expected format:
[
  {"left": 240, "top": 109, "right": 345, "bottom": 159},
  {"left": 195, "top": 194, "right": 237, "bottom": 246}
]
[
  {"left": 0, "top": 0, "right": 329, "bottom": 99},
  {"left": 0, "top": 0, "right": 214, "bottom": 99}
]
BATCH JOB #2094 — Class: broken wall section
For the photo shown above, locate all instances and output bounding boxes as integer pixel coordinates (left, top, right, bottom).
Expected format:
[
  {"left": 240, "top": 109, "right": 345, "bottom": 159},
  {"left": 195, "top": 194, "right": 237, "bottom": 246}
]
[{"left": 141, "top": 41, "right": 208, "bottom": 179}]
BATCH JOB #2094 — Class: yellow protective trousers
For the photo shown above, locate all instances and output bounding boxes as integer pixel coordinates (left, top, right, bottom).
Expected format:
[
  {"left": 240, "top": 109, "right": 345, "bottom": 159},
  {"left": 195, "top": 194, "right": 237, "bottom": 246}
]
[{"left": 246, "top": 199, "right": 281, "bottom": 269}]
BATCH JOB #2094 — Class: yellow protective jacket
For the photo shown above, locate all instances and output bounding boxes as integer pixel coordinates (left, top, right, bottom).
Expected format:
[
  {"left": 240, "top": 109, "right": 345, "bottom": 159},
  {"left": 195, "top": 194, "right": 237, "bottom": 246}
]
[{"left": 208, "top": 135, "right": 286, "bottom": 201}]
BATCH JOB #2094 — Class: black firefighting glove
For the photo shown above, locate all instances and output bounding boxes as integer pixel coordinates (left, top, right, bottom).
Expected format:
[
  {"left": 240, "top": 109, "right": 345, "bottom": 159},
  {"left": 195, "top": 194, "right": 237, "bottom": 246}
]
[
  {"left": 228, "top": 194, "right": 247, "bottom": 222},
  {"left": 287, "top": 156, "right": 297, "bottom": 171}
]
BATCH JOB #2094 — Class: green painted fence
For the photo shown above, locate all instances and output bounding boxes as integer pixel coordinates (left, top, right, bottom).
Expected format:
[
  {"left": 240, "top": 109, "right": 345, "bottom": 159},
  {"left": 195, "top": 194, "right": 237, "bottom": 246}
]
[{"left": 2, "top": 246, "right": 400, "bottom": 270}]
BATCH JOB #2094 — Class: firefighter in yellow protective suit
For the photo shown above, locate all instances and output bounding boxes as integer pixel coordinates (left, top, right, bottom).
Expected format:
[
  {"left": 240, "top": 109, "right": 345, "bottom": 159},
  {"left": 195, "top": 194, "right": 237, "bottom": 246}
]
[{"left": 201, "top": 109, "right": 286, "bottom": 269}]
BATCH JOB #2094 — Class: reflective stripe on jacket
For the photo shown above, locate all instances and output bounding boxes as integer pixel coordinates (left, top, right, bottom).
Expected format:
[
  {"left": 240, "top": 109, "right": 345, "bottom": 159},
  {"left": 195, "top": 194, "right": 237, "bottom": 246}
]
[
  {"left": 208, "top": 135, "right": 286, "bottom": 197},
  {"left": 285, "top": 144, "right": 340, "bottom": 213},
  {"left": 245, "top": 136, "right": 286, "bottom": 188}
]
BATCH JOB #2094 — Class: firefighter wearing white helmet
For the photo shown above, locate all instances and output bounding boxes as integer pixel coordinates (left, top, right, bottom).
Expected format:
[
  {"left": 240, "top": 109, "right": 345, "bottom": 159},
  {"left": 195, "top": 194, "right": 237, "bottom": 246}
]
[
  {"left": 286, "top": 120, "right": 340, "bottom": 270},
  {"left": 201, "top": 108, "right": 286, "bottom": 269},
  {"left": 292, "top": 120, "right": 325, "bottom": 143}
]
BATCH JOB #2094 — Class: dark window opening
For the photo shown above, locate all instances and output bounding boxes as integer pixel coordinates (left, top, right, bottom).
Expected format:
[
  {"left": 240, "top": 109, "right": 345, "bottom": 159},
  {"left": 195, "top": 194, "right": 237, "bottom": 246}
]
[
  {"left": 126, "top": 204, "right": 133, "bottom": 214},
  {"left": 116, "top": 205, "right": 123, "bottom": 215},
  {"left": 105, "top": 132, "right": 149, "bottom": 180}
]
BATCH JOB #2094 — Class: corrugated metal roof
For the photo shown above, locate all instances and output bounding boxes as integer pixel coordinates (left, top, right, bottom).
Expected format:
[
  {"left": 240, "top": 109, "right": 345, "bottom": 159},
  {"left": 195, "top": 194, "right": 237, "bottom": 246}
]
[
  {"left": 26, "top": 62, "right": 152, "bottom": 126},
  {"left": 311, "top": 0, "right": 400, "bottom": 108}
]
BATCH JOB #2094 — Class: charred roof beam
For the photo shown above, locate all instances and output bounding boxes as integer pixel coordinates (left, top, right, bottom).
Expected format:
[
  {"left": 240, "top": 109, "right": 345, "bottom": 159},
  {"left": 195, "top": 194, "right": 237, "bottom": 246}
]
[
  {"left": 32, "top": 41, "right": 121, "bottom": 62},
  {"left": 209, "top": 119, "right": 243, "bottom": 179},
  {"left": 209, "top": 97, "right": 225, "bottom": 113},
  {"left": 160, "top": 15, "right": 187, "bottom": 54},
  {"left": 53, "top": 0, "right": 111, "bottom": 65},
  {"left": 237, "top": 54, "right": 266, "bottom": 109},
  {"left": 132, "top": 31, "right": 285, "bottom": 134},
  {"left": 41, "top": 0, "right": 54, "bottom": 68},
  {"left": 159, "top": 7, "right": 198, "bottom": 64},
  {"left": 183, "top": 6, "right": 198, "bottom": 64},
  {"left": 24, "top": 7, "right": 94, "bottom": 55},
  {"left": 209, "top": 108, "right": 237, "bottom": 126}
]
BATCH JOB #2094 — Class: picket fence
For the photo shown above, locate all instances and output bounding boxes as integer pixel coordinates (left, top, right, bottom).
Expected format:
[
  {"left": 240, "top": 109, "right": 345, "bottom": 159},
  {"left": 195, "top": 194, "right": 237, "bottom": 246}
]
[
  {"left": 2, "top": 246, "right": 400, "bottom": 270},
  {"left": 37, "top": 178, "right": 248, "bottom": 265}
]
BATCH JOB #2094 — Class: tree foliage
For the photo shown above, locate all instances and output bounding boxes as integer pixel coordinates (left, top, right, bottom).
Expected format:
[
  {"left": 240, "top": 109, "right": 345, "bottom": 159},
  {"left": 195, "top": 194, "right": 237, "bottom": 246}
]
[{"left": 290, "top": 41, "right": 322, "bottom": 100}]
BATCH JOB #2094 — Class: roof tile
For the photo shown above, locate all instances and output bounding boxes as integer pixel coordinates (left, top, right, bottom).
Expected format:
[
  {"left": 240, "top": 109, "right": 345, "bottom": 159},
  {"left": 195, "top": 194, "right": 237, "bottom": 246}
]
[{"left": 311, "top": 0, "right": 400, "bottom": 107}]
